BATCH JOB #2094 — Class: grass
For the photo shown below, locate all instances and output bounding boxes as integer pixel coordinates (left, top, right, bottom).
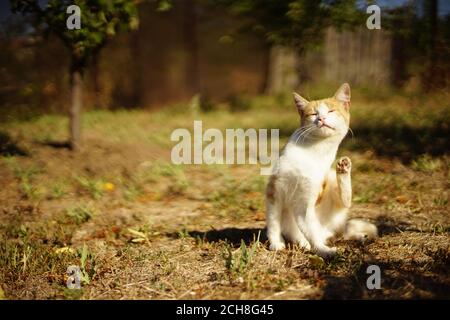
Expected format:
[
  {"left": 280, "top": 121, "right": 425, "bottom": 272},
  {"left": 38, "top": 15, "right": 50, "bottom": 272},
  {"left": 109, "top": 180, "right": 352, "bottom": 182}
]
[
  {"left": 75, "top": 176, "right": 106, "bottom": 200},
  {"left": 2, "top": 157, "right": 46, "bottom": 200},
  {"left": 49, "top": 182, "right": 68, "bottom": 199},
  {"left": 66, "top": 204, "right": 96, "bottom": 225},
  {"left": 411, "top": 154, "right": 442, "bottom": 172},
  {"left": 0, "top": 87, "right": 449, "bottom": 299},
  {"left": 222, "top": 232, "right": 261, "bottom": 279}
]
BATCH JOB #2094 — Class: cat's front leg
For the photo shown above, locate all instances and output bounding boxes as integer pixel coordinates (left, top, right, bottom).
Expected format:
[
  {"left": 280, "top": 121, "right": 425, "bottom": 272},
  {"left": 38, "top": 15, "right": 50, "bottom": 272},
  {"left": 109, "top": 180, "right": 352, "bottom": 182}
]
[
  {"left": 282, "top": 209, "right": 311, "bottom": 250},
  {"left": 336, "top": 156, "right": 352, "bottom": 208},
  {"left": 295, "top": 204, "right": 337, "bottom": 258},
  {"left": 266, "top": 199, "right": 286, "bottom": 251}
]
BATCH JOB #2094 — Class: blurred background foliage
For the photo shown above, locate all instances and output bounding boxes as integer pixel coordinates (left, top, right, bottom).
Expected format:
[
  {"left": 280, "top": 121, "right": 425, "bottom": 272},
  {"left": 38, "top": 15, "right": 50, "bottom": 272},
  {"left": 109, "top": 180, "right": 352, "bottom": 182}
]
[{"left": 0, "top": 0, "right": 449, "bottom": 120}]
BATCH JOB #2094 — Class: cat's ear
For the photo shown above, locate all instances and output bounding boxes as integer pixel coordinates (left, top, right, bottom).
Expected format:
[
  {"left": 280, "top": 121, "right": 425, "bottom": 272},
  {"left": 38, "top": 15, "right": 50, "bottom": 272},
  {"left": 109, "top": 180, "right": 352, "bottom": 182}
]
[
  {"left": 334, "top": 83, "right": 351, "bottom": 109},
  {"left": 293, "top": 93, "right": 309, "bottom": 114}
]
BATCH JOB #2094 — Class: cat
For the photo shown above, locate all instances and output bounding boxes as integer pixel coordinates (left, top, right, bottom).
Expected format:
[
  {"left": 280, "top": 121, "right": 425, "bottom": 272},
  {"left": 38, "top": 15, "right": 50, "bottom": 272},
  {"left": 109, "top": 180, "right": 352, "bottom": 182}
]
[{"left": 265, "top": 83, "right": 377, "bottom": 258}]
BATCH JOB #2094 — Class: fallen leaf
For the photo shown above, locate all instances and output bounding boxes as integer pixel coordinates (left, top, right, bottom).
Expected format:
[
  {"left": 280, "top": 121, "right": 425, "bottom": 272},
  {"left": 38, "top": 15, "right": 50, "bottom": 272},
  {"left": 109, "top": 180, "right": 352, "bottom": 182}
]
[
  {"left": 111, "top": 226, "right": 121, "bottom": 234},
  {"left": 308, "top": 255, "right": 325, "bottom": 269},
  {"left": 127, "top": 228, "right": 147, "bottom": 238},
  {"left": 395, "top": 195, "right": 409, "bottom": 203}
]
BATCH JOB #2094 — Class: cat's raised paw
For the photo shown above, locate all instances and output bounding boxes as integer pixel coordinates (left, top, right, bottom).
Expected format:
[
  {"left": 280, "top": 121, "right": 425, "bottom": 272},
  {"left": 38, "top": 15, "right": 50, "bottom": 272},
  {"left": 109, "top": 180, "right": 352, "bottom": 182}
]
[{"left": 336, "top": 157, "right": 352, "bottom": 174}]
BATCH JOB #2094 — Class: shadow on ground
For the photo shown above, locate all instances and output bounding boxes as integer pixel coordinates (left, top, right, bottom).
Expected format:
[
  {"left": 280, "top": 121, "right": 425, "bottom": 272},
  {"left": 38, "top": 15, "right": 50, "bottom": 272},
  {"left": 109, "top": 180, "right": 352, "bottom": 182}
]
[
  {"left": 374, "top": 215, "right": 421, "bottom": 236},
  {"left": 321, "top": 258, "right": 450, "bottom": 299},
  {"left": 0, "top": 131, "right": 28, "bottom": 156},
  {"left": 37, "top": 140, "right": 71, "bottom": 149},
  {"left": 179, "top": 227, "right": 267, "bottom": 247}
]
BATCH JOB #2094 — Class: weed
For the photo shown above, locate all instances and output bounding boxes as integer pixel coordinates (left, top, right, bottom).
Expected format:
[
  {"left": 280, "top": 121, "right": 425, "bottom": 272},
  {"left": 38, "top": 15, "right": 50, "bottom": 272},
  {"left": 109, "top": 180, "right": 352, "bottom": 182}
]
[
  {"left": 66, "top": 204, "right": 96, "bottom": 225},
  {"left": 49, "top": 182, "right": 67, "bottom": 199},
  {"left": 222, "top": 232, "right": 260, "bottom": 278},
  {"left": 0, "top": 236, "right": 77, "bottom": 283},
  {"left": 5, "top": 159, "right": 43, "bottom": 181},
  {"left": 75, "top": 176, "right": 104, "bottom": 199},
  {"left": 19, "top": 180, "right": 44, "bottom": 200},
  {"left": 147, "top": 161, "right": 190, "bottom": 196},
  {"left": 78, "top": 243, "right": 98, "bottom": 285},
  {"left": 412, "top": 154, "right": 442, "bottom": 172},
  {"left": 122, "top": 181, "right": 143, "bottom": 201},
  {"left": 151, "top": 161, "right": 185, "bottom": 178},
  {"left": 178, "top": 228, "right": 190, "bottom": 239},
  {"left": 3, "top": 157, "right": 45, "bottom": 199},
  {"left": 166, "top": 178, "right": 189, "bottom": 196},
  {"left": 433, "top": 195, "right": 448, "bottom": 207}
]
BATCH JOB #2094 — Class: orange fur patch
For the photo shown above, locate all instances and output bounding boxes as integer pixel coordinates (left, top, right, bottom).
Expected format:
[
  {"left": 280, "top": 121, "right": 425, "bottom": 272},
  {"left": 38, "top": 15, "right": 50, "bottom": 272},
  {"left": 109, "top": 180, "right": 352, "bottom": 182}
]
[
  {"left": 266, "top": 175, "right": 277, "bottom": 202},
  {"left": 315, "top": 179, "right": 328, "bottom": 206},
  {"left": 301, "top": 98, "right": 350, "bottom": 126}
]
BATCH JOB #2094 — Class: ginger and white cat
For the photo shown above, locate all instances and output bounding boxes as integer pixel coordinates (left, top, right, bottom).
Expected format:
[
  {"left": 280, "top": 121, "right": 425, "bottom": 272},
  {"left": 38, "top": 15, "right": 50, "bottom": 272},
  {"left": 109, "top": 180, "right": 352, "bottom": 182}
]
[{"left": 266, "top": 83, "right": 377, "bottom": 258}]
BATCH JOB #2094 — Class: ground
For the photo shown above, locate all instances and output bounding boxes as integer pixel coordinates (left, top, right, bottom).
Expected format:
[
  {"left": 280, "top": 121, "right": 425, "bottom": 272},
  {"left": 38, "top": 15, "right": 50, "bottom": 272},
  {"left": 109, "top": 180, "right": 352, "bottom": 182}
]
[{"left": 0, "top": 89, "right": 449, "bottom": 299}]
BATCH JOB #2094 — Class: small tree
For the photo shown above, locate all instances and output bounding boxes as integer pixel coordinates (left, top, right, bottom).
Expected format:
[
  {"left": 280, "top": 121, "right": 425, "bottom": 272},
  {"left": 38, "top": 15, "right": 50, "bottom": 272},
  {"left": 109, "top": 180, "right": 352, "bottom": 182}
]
[
  {"left": 216, "top": 0, "right": 365, "bottom": 93},
  {"left": 11, "top": 0, "right": 139, "bottom": 151}
]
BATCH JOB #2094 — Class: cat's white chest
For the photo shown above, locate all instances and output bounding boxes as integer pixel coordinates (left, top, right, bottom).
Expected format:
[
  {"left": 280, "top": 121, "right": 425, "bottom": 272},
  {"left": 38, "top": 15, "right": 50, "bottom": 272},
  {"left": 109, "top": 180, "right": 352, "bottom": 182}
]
[{"left": 279, "top": 142, "right": 336, "bottom": 183}]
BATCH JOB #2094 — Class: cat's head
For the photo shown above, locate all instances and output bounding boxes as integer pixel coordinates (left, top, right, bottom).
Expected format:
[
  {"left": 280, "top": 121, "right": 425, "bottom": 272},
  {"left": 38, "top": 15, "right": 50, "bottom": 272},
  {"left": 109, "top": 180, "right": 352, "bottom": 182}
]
[{"left": 293, "top": 83, "right": 351, "bottom": 139}]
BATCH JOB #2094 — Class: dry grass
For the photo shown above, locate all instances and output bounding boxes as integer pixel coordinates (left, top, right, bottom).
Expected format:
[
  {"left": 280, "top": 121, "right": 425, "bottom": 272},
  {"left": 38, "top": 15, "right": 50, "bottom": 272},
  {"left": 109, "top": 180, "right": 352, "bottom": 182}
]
[{"left": 0, "top": 88, "right": 449, "bottom": 299}]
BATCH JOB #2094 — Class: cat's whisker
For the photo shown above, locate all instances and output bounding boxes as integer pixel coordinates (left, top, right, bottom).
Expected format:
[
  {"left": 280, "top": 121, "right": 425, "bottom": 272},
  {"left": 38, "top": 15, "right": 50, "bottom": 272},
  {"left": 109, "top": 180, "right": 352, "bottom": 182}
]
[
  {"left": 298, "top": 126, "right": 316, "bottom": 144},
  {"left": 293, "top": 126, "right": 312, "bottom": 135},
  {"left": 348, "top": 127, "right": 355, "bottom": 139},
  {"left": 296, "top": 128, "right": 312, "bottom": 144},
  {"left": 291, "top": 128, "right": 303, "bottom": 141},
  {"left": 297, "top": 128, "right": 312, "bottom": 144},
  {"left": 295, "top": 124, "right": 315, "bottom": 143},
  {"left": 290, "top": 127, "right": 303, "bottom": 138},
  {"left": 291, "top": 125, "right": 314, "bottom": 145}
]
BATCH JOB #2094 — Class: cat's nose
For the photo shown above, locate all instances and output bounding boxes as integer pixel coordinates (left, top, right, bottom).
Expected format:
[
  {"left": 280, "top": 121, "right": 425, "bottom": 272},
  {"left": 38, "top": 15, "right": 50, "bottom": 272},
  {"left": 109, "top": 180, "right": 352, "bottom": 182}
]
[{"left": 317, "top": 116, "right": 325, "bottom": 125}]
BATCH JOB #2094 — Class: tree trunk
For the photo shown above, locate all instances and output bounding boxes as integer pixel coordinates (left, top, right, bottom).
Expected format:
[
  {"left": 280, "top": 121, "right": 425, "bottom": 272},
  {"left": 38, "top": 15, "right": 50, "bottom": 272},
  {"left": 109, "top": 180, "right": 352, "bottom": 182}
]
[
  {"left": 182, "top": 0, "right": 201, "bottom": 96},
  {"left": 69, "top": 64, "right": 83, "bottom": 151},
  {"left": 265, "top": 45, "right": 300, "bottom": 94},
  {"left": 130, "top": 30, "right": 142, "bottom": 108}
]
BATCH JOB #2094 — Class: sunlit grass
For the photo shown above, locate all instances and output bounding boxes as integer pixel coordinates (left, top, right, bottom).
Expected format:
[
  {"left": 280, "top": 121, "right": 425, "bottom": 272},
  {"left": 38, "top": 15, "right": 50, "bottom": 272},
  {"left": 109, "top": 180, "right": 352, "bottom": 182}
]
[{"left": 0, "top": 88, "right": 449, "bottom": 299}]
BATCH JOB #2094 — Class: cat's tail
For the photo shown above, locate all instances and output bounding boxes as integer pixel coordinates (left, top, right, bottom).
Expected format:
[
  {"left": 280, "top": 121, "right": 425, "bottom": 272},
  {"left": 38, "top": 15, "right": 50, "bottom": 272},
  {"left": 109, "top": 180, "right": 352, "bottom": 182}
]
[{"left": 344, "top": 219, "right": 378, "bottom": 241}]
